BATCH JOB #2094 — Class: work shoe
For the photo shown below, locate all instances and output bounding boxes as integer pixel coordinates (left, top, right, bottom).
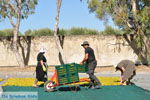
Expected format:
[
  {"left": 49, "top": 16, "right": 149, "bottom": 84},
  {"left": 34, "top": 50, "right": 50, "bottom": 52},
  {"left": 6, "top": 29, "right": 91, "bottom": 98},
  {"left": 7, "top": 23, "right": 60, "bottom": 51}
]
[
  {"left": 90, "top": 86, "right": 96, "bottom": 89},
  {"left": 89, "top": 85, "right": 101, "bottom": 89}
]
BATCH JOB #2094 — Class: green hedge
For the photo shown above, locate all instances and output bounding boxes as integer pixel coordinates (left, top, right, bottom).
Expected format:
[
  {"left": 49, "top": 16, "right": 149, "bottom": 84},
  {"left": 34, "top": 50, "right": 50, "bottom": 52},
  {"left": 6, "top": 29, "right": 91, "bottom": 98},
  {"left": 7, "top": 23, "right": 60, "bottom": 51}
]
[
  {"left": 0, "top": 29, "right": 23, "bottom": 36},
  {"left": 24, "top": 28, "right": 53, "bottom": 36},
  {"left": 0, "top": 26, "right": 122, "bottom": 36},
  {"left": 24, "top": 27, "right": 100, "bottom": 36},
  {"left": 101, "top": 25, "right": 123, "bottom": 35},
  {"left": 0, "top": 29, "right": 14, "bottom": 36}
]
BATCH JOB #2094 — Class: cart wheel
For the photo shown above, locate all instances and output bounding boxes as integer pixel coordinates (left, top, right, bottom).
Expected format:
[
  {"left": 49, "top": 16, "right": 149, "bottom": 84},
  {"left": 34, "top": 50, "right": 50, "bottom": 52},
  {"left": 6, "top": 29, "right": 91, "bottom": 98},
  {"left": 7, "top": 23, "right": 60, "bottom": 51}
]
[{"left": 44, "top": 81, "right": 55, "bottom": 92}]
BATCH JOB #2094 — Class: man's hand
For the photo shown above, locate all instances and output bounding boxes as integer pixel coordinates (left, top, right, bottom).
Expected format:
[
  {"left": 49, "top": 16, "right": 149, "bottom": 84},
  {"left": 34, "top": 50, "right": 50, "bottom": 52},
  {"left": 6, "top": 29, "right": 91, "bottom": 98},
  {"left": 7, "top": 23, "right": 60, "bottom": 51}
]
[{"left": 80, "top": 53, "right": 88, "bottom": 65}]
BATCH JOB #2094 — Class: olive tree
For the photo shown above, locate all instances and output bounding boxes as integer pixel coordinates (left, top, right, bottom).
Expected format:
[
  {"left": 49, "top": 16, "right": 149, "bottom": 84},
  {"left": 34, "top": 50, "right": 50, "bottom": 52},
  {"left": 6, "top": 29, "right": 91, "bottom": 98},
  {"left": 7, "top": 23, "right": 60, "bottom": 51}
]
[{"left": 0, "top": 0, "right": 38, "bottom": 67}]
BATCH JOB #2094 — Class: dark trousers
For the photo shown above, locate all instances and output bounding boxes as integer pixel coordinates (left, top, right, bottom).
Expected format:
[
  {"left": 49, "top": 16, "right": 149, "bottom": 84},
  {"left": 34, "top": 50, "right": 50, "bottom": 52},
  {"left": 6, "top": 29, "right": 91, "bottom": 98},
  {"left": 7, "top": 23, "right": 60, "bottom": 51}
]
[
  {"left": 36, "top": 63, "right": 48, "bottom": 82},
  {"left": 127, "top": 70, "right": 136, "bottom": 85},
  {"left": 86, "top": 60, "right": 101, "bottom": 86}
]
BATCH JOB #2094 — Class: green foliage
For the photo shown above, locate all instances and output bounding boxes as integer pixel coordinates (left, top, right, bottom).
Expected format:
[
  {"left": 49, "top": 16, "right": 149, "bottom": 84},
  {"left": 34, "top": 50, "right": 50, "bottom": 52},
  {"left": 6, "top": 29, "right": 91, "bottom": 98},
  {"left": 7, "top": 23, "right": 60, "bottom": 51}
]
[
  {"left": 0, "top": 29, "right": 13, "bottom": 36},
  {"left": 86, "top": 0, "right": 150, "bottom": 34},
  {"left": 58, "top": 29, "right": 68, "bottom": 35},
  {"left": 0, "top": 0, "right": 38, "bottom": 20},
  {"left": 0, "top": 29, "right": 22, "bottom": 36},
  {"left": 138, "top": 6, "right": 150, "bottom": 35},
  {"left": 102, "top": 25, "right": 123, "bottom": 35},
  {"left": 84, "top": 0, "right": 150, "bottom": 64},
  {"left": 0, "top": 0, "right": 38, "bottom": 38},
  {"left": 25, "top": 28, "right": 53, "bottom": 36},
  {"left": 0, "top": 27, "right": 123, "bottom": 36},
  {"left": 24, "top": 27, "right": 100, "bottom": 36},
  {"left": 67, "top": 27, "right": 99, "bottom": 35}
]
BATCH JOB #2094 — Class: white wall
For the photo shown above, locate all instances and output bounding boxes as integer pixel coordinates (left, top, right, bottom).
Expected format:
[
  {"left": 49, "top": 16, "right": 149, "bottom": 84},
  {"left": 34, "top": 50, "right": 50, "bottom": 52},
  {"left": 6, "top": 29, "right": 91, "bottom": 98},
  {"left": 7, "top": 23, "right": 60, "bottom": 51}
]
[{"left": 0, "top": 35, "right": 137, "bottom": 67}]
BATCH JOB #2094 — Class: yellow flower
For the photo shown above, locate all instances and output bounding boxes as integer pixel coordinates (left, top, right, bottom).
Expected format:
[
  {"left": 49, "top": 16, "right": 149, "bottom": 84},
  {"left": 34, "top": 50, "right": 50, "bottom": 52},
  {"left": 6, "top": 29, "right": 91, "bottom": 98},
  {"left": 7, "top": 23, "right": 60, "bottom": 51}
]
[
  {"left": 0, "top": 78, "right": 3, "bottom": 82},
  {"left": 2, "top": 78, "right": 44, "bottom": 86},
  {"left": 2, "top": 77, "right": 120, "bottom": 86},
  {"left": 69, "top": 77, "right": 120, "bottom": 86},
  {"left": 99, "top": 77, "right": 120, "bottom": 86}
]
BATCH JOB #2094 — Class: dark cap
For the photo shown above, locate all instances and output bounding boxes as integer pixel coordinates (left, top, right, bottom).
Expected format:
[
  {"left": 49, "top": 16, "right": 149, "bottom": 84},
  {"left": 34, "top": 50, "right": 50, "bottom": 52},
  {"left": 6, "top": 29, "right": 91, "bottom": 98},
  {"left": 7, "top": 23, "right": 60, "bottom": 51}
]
[{"left": 81, "top": 41, "right": 89, "bottom": 46}]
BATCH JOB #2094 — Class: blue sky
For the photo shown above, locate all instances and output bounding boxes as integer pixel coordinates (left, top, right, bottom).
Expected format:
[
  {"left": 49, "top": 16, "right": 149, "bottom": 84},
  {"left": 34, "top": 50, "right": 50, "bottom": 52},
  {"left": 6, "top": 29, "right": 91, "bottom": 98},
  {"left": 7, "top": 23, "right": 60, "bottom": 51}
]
[{"left": 0, "top": 0, "right": 116, "bottom": 33}]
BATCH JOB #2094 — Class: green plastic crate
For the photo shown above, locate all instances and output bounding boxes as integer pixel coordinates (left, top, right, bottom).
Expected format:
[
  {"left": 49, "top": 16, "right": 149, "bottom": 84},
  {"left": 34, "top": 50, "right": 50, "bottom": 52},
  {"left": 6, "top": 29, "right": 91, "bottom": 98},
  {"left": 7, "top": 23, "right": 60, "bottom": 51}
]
[
  {"left": 66, "top": 63, "right": 78, "bottom": 74},
  {"left": 55, "top": 65, "right": 67, "bottom": 75},
  {"left": 55, "top": 63, "right": 80, "bottom": 84},
  {"left": 58, "top": 77, "right": 68, "bottom": 84},
  {"left": 55, "top": 65, "right": 68, "bottom": 84},
  {"left": 69, "top": 75, "right": 79, "bottom": 83},
  {"left": 68, "top": 72, "right": 79, "bottom": 83},
  {"left": 57, "top": 73, "right": 69, "bottom": 84},
  {"left": 76, "top": 63, "right": 88, "bottom": 73},
  {"left": 67, "top": 63, "right": 79, "bottom": 83},
  {"left": 58, "top": 74, "right": 68, "bottom": 78},
  {"left": 68, "top": 72, "right": 78, "bottom": 77}
]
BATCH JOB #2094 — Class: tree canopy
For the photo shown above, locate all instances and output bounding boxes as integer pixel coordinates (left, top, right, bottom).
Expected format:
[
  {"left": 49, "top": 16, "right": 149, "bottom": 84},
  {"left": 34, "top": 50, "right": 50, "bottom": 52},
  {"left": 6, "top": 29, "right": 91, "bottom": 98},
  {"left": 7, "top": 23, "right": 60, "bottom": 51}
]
[
  {"left": 86, "top": 0, "right": 150, "bottom": 35},
  {"left": 0, "top": 0, "right": 38, "bottom": 22},
  {"left": 0, "top": 0, "right": 38, "bottom": 67},
  {"left": 85, "top": 0, "right": 150, "bottom": 64}
]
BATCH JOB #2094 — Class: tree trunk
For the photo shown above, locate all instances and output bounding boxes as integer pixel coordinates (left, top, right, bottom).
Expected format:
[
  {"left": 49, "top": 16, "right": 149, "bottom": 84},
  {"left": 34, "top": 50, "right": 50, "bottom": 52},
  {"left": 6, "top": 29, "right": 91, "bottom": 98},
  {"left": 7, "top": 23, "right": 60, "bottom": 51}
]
[
  {"left": 123, "top": 32, "right": 149, "bottom": 65},
  {"left": 126, "top": 0, "right": 150, "bottom": 65},
  {"left": 137, "top": 27, "right": 149, "bottom": 65},
  {"left": 54, "top": 0, "right": 67, "bottom": 64},
  {"left": 13, "top": 27, "right": 25, "bottom": 67},
  {"left": 12, "top": 0, "right": 25, "bottom": 67}
]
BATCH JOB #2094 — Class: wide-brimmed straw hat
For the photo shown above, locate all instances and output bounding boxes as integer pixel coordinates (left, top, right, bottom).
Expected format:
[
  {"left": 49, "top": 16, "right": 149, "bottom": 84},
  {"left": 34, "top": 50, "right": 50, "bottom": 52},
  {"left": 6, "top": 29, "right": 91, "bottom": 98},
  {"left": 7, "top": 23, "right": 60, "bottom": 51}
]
[{"left": 81, "top": 41, "right": 89, "bottom": 46}]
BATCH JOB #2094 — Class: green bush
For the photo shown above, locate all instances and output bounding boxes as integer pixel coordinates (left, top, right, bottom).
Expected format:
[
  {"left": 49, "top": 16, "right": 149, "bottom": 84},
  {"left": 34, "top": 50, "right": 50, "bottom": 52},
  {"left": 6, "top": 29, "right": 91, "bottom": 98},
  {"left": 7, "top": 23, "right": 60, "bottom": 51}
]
[
  {"left": 102, "top": 25, "right": 123, "bottom": 35},
  {"left": 24, "top": 27, "right": 100, "bottom": 36},
  {"left": 25, "top": 28, "right": 53, "bottom": 36},
  {"left": 68, "top": 27, "right": 100, "bottom": 35},
  {"left": 0, "top": 29, "right": 23, "bottom": 36},
  {"left": 0, "top": 29, "right": 14, "bottom": 36},
  {"left": 0, "top": 27, "right": 123, "bottom": 36},
  {"left": 58, "top": 29, "right": 68, "bottom": 35}
]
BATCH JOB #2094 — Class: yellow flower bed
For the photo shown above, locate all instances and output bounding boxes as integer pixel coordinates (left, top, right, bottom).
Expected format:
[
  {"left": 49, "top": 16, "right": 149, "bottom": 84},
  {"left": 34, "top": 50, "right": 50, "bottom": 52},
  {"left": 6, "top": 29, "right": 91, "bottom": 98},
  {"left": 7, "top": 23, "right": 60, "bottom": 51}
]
[
  {"left": 2, "top": 78, "right": 44, "bottom": 86},
  {"left": 2, "top": 77, "right": 121, "bottom": 86},
  {"left": 70, "top": 77, "right": 120, "bottom": 86},
  {"left": 99, "top": 77, "right": 120, "bottom": 86},
  {"left": 0, "top": 78, "right": 3, "bottom": 82}
]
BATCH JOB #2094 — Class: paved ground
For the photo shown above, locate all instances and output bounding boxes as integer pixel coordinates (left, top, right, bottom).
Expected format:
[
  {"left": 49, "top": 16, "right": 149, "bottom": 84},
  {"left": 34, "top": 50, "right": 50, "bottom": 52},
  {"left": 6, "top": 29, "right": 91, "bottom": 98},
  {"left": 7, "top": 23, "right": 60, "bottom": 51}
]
[
  {"left": 133, "top": 74, "right": 150, "bottom": 90},
  {"left": 0, "top": 86, "right": 3, "bottom": 93}
]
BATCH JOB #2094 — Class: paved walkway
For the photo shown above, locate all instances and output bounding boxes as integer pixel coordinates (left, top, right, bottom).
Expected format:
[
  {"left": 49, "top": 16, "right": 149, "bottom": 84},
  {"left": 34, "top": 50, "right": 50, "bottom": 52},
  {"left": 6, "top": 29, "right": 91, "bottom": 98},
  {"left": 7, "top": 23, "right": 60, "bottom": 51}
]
[
  {"left": 0, "top": 86, "right": 3, "bottom": 94},
  {"left": 133, "top": 74, "right": 150, "bottom": 90}
]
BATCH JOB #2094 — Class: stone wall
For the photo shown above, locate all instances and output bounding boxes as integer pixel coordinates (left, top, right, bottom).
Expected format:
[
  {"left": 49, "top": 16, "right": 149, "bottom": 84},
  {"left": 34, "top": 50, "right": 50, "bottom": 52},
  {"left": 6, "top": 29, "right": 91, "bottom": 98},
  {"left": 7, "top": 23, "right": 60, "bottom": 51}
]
[{"left": 0, "top": 35, "right": 137, "bottom": 67}]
